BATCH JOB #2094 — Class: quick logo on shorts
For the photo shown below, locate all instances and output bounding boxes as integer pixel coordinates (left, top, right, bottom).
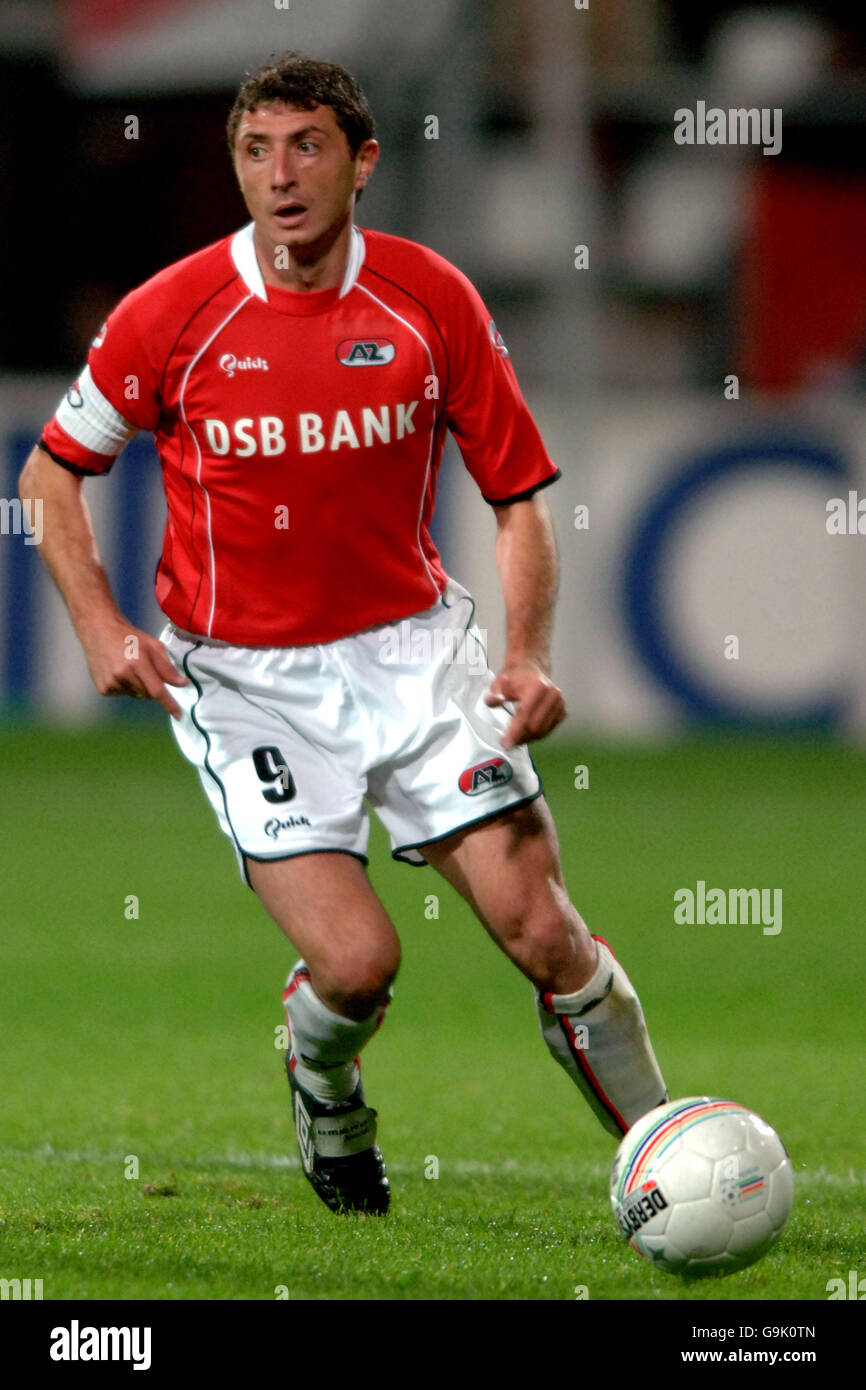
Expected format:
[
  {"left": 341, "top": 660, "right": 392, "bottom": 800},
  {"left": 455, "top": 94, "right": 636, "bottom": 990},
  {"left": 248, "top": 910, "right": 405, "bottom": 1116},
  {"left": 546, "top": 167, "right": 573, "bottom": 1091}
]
[
  {"left": 264, "top": 815, "right": 311, "bottom": 839},
  {"left": 458, "top": 758, "right": 513, "bottom": 796},
  {"left": 337, "top": 338, "right": 395, "bottom": 365}
]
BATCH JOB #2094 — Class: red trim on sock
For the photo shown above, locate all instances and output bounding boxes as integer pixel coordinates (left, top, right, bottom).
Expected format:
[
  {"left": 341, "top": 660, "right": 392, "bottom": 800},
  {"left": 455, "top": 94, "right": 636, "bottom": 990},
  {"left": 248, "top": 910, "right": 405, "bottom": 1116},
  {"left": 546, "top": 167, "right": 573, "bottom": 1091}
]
[
  {"left": 282, "top": 966, "right": 311, "bottom": 1002},
  {"left": 541, "top": 991, "right": 556, "bottom": 1014},
  {"left": 592, "top": 934, "right": 615, "bottom": 959},
  {"left": 559, "top": 1014, "right": 628, "bottom": 1136}
]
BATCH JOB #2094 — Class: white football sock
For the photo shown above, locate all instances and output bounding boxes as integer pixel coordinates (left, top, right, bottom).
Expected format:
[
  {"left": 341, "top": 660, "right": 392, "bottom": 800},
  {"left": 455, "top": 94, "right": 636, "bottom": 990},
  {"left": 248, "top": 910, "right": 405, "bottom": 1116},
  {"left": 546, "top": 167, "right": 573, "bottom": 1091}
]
[
  {"left": 282, "top": 961, "right": 388, "bottom": 1103},
  {"left": 536, "top": 936, "right": 667, "bottom": 1138}
]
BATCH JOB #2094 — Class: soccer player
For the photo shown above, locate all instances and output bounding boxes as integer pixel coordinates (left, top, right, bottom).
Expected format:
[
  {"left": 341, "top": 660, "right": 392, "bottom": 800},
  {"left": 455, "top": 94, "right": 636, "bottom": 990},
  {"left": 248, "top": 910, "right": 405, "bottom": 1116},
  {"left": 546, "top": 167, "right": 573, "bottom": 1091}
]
[{"left": 20, "top": 53, "right": 666, "bottom": 1215}]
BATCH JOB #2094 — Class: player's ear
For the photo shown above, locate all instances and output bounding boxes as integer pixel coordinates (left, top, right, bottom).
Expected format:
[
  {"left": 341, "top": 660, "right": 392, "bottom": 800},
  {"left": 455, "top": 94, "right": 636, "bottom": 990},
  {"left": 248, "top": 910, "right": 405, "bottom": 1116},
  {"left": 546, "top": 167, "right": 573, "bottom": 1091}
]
[
  {"left": 353, "top": 140, "right": 378, "bottom": 204},
  {"left": 357, "top": 138, "right": 379, "bottom": 181}
]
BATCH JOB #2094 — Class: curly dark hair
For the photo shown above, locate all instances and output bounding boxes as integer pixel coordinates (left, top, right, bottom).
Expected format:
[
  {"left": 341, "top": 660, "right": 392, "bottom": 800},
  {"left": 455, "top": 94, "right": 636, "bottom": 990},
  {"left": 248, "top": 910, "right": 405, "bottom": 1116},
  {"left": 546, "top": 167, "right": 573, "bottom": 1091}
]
[{"left": 227, "top": 52, "right": 376, "bottom": 200}]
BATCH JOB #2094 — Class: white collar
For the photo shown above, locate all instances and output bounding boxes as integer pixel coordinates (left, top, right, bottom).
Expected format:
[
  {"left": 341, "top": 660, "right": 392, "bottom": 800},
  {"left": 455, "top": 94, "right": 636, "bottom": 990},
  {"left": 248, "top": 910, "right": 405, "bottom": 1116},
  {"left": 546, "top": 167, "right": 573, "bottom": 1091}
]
[{"left": 230, "top": 222, "right": 366, "bottom": 301}]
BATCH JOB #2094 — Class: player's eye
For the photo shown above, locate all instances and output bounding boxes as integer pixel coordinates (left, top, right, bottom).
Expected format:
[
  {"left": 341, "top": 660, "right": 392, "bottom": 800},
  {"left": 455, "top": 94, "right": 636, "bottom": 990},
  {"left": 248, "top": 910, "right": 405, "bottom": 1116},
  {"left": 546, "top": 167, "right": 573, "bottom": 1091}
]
[
  {"left": 298, "top": 141, "right": 318, "bottom": 153},
  {"left": 248, "top": 144, "right": 266, "bottom": 158}
]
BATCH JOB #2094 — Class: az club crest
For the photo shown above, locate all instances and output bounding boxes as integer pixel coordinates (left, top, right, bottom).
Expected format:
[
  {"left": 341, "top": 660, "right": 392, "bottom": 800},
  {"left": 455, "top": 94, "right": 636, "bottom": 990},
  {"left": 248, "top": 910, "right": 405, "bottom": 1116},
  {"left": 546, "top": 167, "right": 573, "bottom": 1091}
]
[
  {"left": 458, "top": 757, "right": 513, "bottom": 796},
  {"left": 337, "top": 338, "right": 395, "bottom": 365}
]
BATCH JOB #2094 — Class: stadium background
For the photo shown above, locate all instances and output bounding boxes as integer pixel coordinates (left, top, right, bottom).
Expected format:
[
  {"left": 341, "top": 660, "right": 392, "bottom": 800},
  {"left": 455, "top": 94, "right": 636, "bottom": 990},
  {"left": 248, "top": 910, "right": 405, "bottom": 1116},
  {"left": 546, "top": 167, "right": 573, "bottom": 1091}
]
[
  {"left": 1, "top": 0, "right": 865, "bottom": 1308},
  {"left": 5, "top": 0, "right": 866, "bottom": 728}
]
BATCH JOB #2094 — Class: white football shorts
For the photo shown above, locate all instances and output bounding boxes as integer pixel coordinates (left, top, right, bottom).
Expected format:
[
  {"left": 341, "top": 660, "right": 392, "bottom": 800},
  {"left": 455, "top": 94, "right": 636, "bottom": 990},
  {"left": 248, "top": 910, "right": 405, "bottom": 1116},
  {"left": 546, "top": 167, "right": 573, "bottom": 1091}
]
[{"left": 161, "top": 579, "right": 542, "bottom": 881}]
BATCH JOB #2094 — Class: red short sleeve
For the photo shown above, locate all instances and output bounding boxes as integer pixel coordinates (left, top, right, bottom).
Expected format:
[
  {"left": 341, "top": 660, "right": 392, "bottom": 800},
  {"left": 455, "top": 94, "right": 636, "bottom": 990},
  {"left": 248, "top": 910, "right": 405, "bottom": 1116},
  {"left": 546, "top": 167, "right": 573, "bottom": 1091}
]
[
  {"left": 442, "top": 269, "right": 560, "bottom": 504},
  {"left": 40, "top": 289, "right": 161, "bottom": 475}
]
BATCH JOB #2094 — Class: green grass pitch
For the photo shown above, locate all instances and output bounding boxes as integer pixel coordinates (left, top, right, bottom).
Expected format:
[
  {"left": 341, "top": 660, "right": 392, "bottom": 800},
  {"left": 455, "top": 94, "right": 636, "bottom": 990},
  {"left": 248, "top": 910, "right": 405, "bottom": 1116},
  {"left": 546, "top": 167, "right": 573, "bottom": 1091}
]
[{"left": 1, "top": 723, "right": 863, "bottom": 1301}]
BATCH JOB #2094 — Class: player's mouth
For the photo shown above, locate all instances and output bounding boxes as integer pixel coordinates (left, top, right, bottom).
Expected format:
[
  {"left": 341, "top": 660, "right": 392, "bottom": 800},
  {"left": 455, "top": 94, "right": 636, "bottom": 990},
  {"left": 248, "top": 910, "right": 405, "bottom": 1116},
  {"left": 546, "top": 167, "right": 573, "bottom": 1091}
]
[{"left": 273, "top": 202, "right": 308, "bottom": 225}]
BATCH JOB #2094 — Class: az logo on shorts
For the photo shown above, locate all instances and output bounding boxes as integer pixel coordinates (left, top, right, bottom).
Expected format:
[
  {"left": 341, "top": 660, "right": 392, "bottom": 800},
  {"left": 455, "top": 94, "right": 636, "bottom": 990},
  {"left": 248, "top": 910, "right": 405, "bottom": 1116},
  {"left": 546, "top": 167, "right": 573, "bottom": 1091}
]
[{"left": 458, "top": 758, "right": 513, "bottom": 796}]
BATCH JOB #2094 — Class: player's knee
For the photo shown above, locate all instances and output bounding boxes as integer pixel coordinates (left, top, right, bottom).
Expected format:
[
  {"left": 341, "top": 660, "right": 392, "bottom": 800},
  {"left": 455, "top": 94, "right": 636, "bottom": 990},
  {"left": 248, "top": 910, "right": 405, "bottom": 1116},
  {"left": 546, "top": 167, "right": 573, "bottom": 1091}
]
[
  {"left": 318, "top": 945, "right": 401, "bottom": 1021},
  {"left": 499, "top": 897, "right": 584, "bottom": 984}
]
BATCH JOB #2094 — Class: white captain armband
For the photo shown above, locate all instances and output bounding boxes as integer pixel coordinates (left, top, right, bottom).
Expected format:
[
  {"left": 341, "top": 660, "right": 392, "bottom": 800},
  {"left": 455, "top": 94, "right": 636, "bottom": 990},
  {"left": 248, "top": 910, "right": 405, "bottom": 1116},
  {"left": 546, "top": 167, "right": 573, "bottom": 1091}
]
[{"left": 52, "top": 364, "right": 139, "bottom": 458}]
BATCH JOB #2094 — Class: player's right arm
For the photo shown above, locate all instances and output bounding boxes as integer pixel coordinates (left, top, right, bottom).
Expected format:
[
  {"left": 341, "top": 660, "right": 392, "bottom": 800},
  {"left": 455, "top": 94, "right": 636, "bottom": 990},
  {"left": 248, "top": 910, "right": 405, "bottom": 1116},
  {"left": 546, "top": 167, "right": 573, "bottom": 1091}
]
[{"left": 18, "top": 443, "right": 188, "bottom": 718}]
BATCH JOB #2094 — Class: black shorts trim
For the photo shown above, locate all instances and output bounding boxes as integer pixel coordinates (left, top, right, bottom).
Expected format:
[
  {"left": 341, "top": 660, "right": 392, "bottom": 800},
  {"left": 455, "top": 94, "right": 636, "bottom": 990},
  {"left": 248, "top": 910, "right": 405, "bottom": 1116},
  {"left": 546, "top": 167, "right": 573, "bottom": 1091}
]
[
  {"left": 182, "top": 643, "right": 251, "bottom": 877},
  {"left": 484, "top": 468, "right": 561, "bottom": 507},
  {"left": 38, "top": 437, "right": 110, "bottom": 477},
  {"left": 391, "top": 785, "right": 545, "bottom": 866},
  {"left": 242, "top": 846, "right": 369, "bottom": 891},
  {"left": 438, "top": 583, "right": 492, "bottom": 666},
  {"left": 438, "top": 585, "right": 475, "bottom": 629}
]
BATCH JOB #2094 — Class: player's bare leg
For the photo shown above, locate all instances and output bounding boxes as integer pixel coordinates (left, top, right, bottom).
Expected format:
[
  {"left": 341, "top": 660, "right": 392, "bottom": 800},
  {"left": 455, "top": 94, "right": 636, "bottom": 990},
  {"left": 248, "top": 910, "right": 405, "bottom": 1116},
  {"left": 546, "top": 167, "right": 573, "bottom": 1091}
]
[
  {"left": 248, "top": 851, "right": 401, "bottom": 1020},
  {"left": 423, "top": 799, "right": 667, "bottom": 1139},
  {"left": 247, "top": 852, "right": 398, "bottom": 1213}
]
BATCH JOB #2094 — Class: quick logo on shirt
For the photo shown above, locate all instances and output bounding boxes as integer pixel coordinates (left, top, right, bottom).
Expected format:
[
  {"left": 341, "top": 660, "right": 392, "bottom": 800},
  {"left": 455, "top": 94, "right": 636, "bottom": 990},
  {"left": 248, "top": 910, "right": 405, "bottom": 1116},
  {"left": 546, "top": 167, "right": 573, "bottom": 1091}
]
[{"left": 219, "top": 352, "right": 269, "bottom": 378}]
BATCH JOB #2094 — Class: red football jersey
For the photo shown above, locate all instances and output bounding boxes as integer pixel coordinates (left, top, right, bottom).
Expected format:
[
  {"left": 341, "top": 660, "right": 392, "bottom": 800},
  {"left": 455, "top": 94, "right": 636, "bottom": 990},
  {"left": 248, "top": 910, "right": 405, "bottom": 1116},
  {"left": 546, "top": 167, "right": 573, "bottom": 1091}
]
[{"left": 42, "top": 223, "right": 560, "bottom": 645}]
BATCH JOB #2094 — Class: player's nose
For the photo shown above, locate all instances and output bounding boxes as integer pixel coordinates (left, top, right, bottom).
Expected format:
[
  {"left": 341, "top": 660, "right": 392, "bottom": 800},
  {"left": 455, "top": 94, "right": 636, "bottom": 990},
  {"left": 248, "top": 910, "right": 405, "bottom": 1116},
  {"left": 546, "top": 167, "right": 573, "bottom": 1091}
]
[{"left": 270, "top": 146, "right": 297, "bottom": 190}]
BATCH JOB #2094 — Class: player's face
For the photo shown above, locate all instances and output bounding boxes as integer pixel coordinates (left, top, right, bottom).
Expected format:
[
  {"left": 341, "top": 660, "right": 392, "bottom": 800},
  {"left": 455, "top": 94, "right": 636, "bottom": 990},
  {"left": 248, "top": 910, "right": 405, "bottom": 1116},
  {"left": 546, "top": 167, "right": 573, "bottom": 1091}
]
[{"left": 233, "top": 102, "right": 378, "bottom": 255}]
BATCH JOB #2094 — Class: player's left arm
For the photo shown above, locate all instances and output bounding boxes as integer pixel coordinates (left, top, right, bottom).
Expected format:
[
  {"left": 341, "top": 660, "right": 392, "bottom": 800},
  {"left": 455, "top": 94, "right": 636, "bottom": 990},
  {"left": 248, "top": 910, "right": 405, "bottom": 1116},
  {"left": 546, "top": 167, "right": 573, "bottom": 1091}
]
[{"left": 484, "top": 493, "right": 566, "bottom": 749}]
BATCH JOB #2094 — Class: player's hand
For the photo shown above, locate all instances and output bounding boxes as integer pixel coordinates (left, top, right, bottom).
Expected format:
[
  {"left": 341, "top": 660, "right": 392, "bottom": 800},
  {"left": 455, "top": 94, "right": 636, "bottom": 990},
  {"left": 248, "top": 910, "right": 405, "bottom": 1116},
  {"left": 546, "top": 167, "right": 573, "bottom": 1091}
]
[
  {"left": 77, "top": 616, "right": 190, "bottom": 720},
  {"left": 484, "top": 661, "right": 566, "bottom": 749}
]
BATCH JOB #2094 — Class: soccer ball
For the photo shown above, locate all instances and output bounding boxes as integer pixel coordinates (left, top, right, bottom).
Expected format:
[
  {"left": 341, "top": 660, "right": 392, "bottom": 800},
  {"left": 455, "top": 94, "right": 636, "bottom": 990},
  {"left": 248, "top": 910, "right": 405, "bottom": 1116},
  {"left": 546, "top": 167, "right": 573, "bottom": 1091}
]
[{"left": 610, "top": 1096, "right": 794, "bottom": 1276}]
